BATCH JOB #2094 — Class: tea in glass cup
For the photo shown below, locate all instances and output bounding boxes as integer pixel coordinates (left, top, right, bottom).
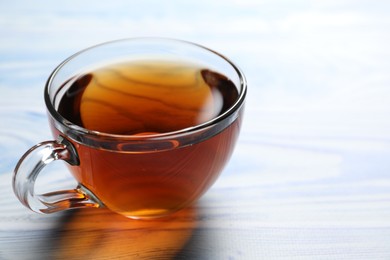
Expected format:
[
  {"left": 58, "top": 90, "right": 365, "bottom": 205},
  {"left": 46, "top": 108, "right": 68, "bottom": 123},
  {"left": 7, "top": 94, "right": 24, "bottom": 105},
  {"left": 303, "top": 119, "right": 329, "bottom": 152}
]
[{"left": 13, "top": 38, "right": 247, "bottom": 219}]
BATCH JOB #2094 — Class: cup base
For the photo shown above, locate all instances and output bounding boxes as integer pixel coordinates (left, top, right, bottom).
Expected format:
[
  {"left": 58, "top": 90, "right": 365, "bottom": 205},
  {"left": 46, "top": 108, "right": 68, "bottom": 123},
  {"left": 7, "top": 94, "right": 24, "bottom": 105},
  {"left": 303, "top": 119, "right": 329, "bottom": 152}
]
[{"left": 120, "top": 208, "right": 181, "bottom": 220}]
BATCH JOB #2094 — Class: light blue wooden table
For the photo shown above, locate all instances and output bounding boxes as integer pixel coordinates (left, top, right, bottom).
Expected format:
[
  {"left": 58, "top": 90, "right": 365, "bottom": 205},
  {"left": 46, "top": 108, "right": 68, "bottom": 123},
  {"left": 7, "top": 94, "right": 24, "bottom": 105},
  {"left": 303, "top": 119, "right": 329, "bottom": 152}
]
[{"left": 1, "top": 0, "right": 390, "bottom": 259}]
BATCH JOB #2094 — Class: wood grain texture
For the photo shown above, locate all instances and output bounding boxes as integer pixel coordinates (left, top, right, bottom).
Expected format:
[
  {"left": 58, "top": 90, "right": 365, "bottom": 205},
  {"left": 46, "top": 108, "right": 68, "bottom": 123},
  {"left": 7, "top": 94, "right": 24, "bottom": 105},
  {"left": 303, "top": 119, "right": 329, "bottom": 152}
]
[{"left": 1, "top": 0, "right": 390, "bottom": 259}]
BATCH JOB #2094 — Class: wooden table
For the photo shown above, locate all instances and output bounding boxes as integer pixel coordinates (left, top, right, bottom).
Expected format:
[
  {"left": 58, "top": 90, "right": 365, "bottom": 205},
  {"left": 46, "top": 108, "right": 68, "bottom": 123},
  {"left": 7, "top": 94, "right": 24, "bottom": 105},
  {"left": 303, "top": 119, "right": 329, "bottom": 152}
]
[{"left": 1, "top": 1, "right": 390, "bottom": 259}]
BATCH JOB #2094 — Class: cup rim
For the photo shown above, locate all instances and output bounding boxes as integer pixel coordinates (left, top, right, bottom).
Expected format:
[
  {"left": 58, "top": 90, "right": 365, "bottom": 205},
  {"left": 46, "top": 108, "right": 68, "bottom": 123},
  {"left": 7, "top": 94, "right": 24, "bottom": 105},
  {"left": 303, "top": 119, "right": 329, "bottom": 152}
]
[{"left": 45, "top": 37, "right": 247, "bottom": 141}]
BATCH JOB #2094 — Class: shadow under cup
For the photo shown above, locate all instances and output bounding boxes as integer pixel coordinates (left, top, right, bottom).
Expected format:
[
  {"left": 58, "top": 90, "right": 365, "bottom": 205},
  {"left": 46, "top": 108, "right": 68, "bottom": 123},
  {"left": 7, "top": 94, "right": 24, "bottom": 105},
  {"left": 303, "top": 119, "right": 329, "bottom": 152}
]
[{"left": 15, "top": 38, "right": 247, "bottom": 219}]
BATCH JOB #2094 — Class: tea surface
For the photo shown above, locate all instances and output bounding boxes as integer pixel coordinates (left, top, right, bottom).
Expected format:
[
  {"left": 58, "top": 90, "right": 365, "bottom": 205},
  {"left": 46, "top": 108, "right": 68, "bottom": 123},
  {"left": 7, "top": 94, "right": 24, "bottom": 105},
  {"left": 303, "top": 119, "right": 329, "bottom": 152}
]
[{"left": 58, "top": 59, "right": 238, "bottom": 135}]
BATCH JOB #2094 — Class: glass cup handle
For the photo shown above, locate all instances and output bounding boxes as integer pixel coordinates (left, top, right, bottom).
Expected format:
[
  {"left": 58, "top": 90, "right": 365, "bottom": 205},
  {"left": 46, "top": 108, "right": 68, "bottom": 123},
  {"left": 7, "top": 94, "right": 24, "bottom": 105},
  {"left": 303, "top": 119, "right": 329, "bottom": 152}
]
[{"left": 13, "top": 136, "right": 102, "bottom": 214}]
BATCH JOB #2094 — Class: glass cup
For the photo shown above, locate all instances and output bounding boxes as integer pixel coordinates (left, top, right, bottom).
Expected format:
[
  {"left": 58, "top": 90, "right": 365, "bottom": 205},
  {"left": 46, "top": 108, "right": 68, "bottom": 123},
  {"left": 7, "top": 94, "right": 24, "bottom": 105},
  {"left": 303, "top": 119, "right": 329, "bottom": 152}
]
[{"left": 13, "top": 38, "right": 247, "bottom": 219}]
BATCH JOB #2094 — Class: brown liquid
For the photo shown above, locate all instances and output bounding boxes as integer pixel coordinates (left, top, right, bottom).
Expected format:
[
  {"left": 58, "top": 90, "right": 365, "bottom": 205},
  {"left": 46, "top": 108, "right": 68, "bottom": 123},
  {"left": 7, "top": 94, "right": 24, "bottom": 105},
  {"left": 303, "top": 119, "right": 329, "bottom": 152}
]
[
  {"left": 59, "top": 60, "right": 238, "bottom": 135},
  {"left": 56, "top": 59, "right": 241, "bottom": 218}
]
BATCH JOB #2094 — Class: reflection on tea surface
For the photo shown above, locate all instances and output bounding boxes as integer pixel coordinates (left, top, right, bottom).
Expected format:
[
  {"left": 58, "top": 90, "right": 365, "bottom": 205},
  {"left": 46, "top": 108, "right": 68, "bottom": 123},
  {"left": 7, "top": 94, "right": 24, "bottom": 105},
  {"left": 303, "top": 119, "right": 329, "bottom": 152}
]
[{"left": 58, "top": 59, "right": 238, "bottom": 135}]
